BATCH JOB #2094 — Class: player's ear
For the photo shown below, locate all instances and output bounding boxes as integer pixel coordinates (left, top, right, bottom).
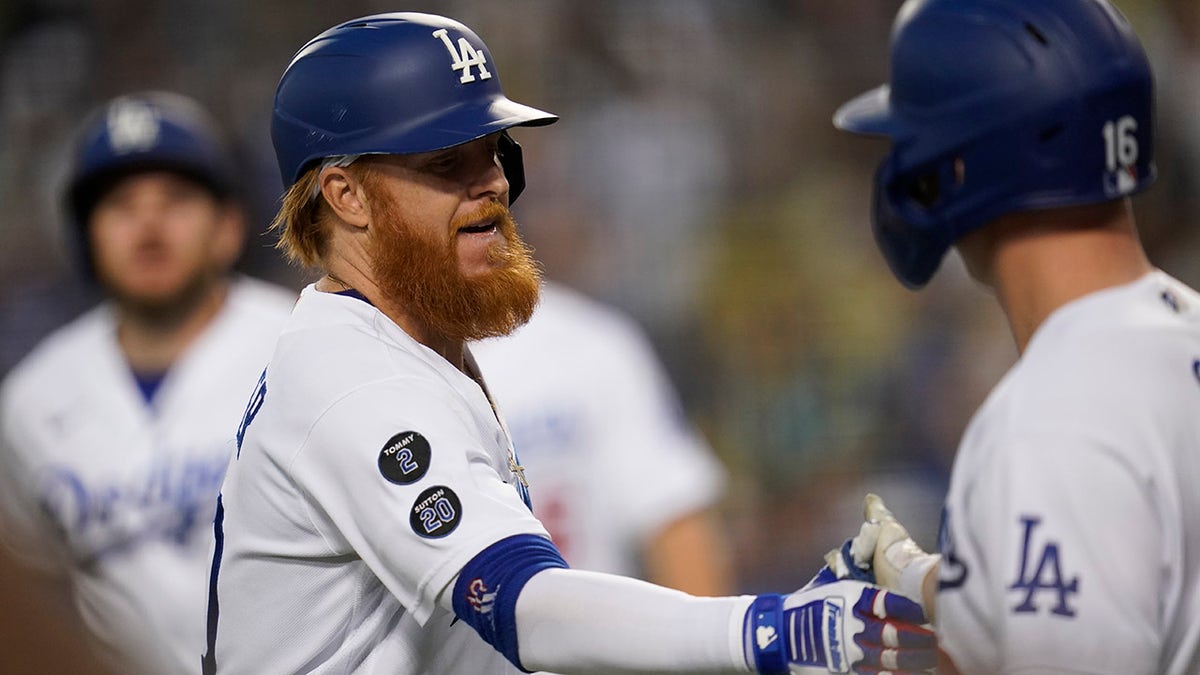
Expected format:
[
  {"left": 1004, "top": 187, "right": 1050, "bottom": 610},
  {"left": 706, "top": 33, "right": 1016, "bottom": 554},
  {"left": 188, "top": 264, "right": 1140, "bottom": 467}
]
[{"left": 319, "top": 166, "right": 370, "bottom": 230}]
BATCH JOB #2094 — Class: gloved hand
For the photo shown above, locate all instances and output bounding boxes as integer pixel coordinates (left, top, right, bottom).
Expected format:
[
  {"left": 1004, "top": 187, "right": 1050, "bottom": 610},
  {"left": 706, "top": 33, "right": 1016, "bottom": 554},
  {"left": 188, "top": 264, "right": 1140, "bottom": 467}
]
[
  {"left": 744, "top": 576, "right": 937, "bottom": 674},
  {"left": 818, "top": 521, "right": 882, "bottom": 585},
  {"left": 835, "top": 493, "right": 941, "bottom": 621}
]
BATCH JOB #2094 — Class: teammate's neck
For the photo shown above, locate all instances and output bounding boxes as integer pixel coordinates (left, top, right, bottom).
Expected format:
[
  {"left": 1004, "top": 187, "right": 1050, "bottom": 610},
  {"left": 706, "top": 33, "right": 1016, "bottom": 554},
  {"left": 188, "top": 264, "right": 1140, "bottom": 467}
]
[
  {"left": 116, "top": 280, "right": 230, "bottom": 375},
  {"left": 963, "top": 200, "right": 1152, "bottom": 354}
]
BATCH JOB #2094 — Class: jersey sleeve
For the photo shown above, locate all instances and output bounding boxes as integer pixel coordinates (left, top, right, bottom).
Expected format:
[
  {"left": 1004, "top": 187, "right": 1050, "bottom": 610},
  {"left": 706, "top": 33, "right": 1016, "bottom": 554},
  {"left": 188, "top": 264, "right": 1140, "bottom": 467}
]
[
  {"left": 286, "top": 377, "right": 549, "bottom": 625},
  {"left": 955, "top": 430, "right": 1163, "bottom": 673}
]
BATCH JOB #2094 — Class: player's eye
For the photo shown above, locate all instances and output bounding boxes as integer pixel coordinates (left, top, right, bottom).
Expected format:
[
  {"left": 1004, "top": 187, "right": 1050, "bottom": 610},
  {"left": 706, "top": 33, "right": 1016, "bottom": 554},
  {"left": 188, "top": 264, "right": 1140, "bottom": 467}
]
[
  {"left": 485, "top": 137, "right": 501, "bottom": 160},
  {"left": 423, "top": 151, "right": 461, "bottom": 175}
]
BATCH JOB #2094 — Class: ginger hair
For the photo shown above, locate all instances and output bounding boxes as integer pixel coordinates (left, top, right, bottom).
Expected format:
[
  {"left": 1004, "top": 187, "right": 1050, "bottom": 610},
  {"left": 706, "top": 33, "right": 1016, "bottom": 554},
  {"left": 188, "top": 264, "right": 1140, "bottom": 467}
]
[
  {"left": 271, "top": 161, "right": 386, "bottom": 268},
  {"left": 269, "top": 165, "right": 328, "bottom": 268}
]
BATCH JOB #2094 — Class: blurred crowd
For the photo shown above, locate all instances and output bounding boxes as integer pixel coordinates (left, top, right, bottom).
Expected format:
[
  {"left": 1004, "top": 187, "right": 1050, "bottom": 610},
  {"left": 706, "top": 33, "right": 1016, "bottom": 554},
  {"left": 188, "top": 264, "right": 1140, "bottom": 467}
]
[{"left": 1, "top": 0, "right": 1198, "bottom": 605}]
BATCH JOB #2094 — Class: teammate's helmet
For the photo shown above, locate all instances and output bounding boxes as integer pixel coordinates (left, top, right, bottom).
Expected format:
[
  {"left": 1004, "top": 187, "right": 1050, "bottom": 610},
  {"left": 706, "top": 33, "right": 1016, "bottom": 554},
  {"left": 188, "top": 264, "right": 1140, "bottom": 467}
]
[
  {"left": 271, "top": 12, "right": 557, "bottom": 204},
  {"left": 65, "top": 91, "right": 237, "bottom": 277},
  {"left": 834, "top": 0, "right": 1155, "bottom": 288},
  {"left": 67, "top": 91, "right": 236, "bottom": 231}
]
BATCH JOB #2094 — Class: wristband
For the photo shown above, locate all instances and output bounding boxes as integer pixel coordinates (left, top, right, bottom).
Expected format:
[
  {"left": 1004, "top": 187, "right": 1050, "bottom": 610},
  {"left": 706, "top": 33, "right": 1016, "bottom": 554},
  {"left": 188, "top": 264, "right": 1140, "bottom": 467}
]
[{"left": 743, "top": 594, "right": 787, "bottom": 674}]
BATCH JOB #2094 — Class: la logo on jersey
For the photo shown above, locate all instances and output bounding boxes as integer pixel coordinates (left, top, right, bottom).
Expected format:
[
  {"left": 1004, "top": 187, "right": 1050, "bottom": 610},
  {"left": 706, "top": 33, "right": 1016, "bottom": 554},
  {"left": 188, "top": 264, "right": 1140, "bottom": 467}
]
[
  {"left": 106, "top": 98, "right": 162, "bottom": 154},
  {"left": 1009, "top": 515, "right": 1080, "bottom": 617},
  {"left": 432, "top": 28, "right": 492, "bottom": 83}
]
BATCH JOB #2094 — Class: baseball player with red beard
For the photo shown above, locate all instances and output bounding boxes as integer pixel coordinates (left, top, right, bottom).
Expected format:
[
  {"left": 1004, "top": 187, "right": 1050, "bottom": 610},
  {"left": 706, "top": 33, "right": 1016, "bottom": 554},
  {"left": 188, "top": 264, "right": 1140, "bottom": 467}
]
[{"left": 204, "top": 12, "right": 937, "bottom": 675}]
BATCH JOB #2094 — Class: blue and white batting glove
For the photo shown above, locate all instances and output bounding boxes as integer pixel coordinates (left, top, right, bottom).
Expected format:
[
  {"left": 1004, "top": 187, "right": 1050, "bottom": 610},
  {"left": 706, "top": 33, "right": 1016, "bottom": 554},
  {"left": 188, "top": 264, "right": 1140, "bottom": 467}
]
[
  {"left": 743, "top": 578, "right": 937, "bottom": 674},
  {"left": 820, "top": 494, "right": 942, "bottom": 623},
  {"left": 816, "top": 538, "right": 877, "bottom": 586}
]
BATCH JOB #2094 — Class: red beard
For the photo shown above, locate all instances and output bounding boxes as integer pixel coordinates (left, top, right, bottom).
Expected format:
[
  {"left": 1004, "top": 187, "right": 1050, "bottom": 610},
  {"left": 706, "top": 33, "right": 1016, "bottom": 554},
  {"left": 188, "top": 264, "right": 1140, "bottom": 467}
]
[{"left": 369, "top": 197, "right": 541, "bottom": 343}]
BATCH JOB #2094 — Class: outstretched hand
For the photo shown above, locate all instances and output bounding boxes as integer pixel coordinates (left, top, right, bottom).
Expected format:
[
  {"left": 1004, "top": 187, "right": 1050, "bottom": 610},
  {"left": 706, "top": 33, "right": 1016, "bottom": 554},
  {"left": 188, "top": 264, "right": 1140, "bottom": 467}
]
[
  {"left": 824, "top": 494, "right": 941, "bottom": 622},
  {"left": 745, "top": 575, "right": 937, "bottom": 674}
]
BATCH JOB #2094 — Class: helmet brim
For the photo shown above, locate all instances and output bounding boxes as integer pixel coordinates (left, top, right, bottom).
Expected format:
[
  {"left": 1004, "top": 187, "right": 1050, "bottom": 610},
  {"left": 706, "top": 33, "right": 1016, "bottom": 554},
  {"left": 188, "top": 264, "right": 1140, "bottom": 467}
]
[
  {"left": 833, "top": 85, "right": 903, "bottom": 137},
  {"left": 487, "top": 96, "right": 559, "bottom": 129},
  {"left": 417, "top": 95, "right": 558, "bottom": 151}
]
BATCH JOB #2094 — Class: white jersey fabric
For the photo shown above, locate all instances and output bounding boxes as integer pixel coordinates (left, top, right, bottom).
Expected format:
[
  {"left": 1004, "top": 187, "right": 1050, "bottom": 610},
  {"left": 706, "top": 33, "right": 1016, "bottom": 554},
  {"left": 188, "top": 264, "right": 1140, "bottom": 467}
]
[
  {"left": 471, "top": 283, "right": 726, "bottom": 576},
  {"left": 937, "top": 271, "right": 1200, "bottom": 674},
  {"left": 0, "top": 277, "right": 296, "bottom": 675},
  {"left": 209, "top": 285, "right": 550, "bottom": 675}
]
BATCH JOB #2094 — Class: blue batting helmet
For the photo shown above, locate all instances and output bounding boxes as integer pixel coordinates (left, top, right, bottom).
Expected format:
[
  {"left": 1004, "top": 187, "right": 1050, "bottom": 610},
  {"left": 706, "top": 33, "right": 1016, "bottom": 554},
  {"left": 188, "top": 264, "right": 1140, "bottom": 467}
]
[
  {"left": 271, "top": 12, "right": 557, "bottom": 204},
  {"left": 68, "top": 91, "right": 236, "bottom": 229},
  {"left": 834, "top": 0, "right": 1155, "bottom": 289},
  {"left": 65, "top": 91, "right": 237, "bottom": 276}
]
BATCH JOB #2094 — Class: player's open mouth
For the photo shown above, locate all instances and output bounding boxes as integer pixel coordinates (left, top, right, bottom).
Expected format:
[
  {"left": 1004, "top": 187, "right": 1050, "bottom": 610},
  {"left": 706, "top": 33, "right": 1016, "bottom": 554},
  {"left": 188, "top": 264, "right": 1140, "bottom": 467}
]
[{"left": 457, "top": 221, "right": 498, "bottom": 235}]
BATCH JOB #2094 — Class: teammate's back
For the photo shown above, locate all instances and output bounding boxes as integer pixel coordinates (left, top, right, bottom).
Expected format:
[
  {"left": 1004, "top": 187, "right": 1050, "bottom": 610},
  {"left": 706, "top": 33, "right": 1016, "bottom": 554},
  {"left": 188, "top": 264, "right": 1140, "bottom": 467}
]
[
  {"left": 939, "top": 271, "right": 1200, "bottom": 673},
  {"left": 833, "top": 0, "right": 1200, "bottom": 672}
]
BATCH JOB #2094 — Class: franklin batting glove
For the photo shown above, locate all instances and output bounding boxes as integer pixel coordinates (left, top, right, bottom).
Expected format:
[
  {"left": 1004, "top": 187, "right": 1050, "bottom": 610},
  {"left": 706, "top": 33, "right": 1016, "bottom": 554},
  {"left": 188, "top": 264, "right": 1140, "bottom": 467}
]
[
  {"left": 744, "top": 579, "right": 938, "bottom": 674},
  {"left": 819, "top": 521, "right": 882, "bottom": 585}
]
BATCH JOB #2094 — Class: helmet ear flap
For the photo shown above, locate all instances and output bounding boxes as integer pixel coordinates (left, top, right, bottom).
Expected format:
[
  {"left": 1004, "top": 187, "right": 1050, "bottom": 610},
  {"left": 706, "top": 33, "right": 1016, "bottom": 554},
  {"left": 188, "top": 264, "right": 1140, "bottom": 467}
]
[
  {"left": 872, "top": 157, "right": 960, "bottom": 289},
  {"left": 497, "top": 131, "right": 525, "bottom": 205}
]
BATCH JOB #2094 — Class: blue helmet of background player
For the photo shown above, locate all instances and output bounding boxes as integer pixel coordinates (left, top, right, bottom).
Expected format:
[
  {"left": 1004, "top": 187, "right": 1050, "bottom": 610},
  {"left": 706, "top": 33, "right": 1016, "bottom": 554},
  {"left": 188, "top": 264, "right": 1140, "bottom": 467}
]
[
  {"left": 270, "top": 12, "right": 558, "bottom": 205},
  {"left": 66, "top": 91, "right": 237, "bottom": 277},
  {"left": 834, "top": 0, "right": 1155, "bottom": 289}
]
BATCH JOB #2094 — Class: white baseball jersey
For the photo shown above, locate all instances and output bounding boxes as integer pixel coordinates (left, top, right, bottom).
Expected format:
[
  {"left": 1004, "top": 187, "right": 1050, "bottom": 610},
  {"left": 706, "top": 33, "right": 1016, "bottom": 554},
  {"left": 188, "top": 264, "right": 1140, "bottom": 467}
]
[
  {"left": 207, "top": 285, "right": 549, "bottom": 675},
  {"left": 937, "top": 270, "right": 1200, "bottom": 674},
  {"left": 471, "top": 283, "right": 726, "bottom": 576},
  {"left": 0, "top": 277, "right": 296, "bottom": 675}
]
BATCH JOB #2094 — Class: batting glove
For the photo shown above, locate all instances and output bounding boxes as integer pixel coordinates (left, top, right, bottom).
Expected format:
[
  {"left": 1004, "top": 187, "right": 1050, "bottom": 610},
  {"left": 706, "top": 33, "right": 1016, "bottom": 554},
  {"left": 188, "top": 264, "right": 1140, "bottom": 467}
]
[
  {"left": 744, "top": 577, "right": 937, "bottom": 674},
  {"left": 820, "top": 525, "right": 881, "bottom": 585},
  {"left": 852, "top": 494, "right": 940, "bottom": 621}
]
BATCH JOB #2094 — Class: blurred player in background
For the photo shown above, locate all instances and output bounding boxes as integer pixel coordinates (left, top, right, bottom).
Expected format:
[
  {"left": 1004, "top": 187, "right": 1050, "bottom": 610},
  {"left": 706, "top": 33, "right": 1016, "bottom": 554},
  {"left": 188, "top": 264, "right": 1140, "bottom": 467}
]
[
  {"left": 833, "top": 0, "right": 1200, "bottom": 672},
  {"left": 0, "top": 551, "right": 115, "bottom": 673},
  {"left": 205, "top": 12, "right": 936, "bottom": 674},
  {"left": 0, "top": 91, "right": 296, "bottom": 673},
  {"left": 472, "top": 281, "right": 734, "bottom": 595}
]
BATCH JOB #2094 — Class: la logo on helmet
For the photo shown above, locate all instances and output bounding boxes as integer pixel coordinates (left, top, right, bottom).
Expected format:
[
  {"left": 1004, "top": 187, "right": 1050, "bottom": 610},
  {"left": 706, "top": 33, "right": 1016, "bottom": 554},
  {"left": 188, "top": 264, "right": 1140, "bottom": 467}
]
[
  {"left": 432, "top": 29, "right": 492, "bottom": 84},
  {"left": 106, "top": 99, "right": 163, "bottom": 154}
]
